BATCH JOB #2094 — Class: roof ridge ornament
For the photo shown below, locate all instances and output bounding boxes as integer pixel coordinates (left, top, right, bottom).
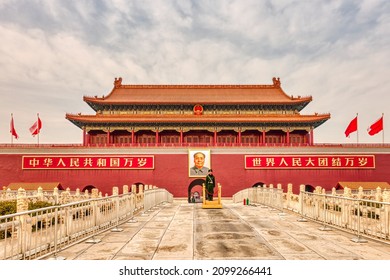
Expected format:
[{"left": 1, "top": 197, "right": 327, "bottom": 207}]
[
  {"left": 114, "top": 77, "right": 123, "bottom": 88},
  {"left": 272, "top": 77, "right": 281, "bottom": 88}
]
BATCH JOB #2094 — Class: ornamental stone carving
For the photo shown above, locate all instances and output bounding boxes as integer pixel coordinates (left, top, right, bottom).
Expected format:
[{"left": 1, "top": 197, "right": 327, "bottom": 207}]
[
  {"left": 272, "top": 77, "right": 281, "bottom": 88},
  {"left": 114, "top": 77, "right": 122, "bottom": 88}
]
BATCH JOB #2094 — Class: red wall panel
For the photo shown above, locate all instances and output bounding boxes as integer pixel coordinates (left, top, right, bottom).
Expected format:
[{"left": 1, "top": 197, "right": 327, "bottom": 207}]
[{"left": 1, "top": 152, "right": 389, "bottom": 198}]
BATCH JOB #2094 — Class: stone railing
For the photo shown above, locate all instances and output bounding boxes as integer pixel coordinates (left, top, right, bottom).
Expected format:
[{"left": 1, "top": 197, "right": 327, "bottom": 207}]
[
  {"left": 233, "top": 184, "right": 390, "bottom": 243},
  {"left": 0, "top": 183, "right": 163, "bottom": 204},
  {"left": 232, "top": 183, "right": 285, "bottom": 212},
  {"left": 0, "top": 185, "right": 173, "bottom": 260},
  {"left": 1, "top": 187, "right": 92, "bottom": 204}
]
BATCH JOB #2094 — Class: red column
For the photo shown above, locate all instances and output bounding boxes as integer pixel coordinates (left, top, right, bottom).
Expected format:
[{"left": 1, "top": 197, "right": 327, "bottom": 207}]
[
  {"left": 86, "top": 133, "right": 90, "bottom": 146},
  {"left": 180, "top": 129, "right": 183, "bottom": 145},
  {"left": 286, "top": 130, "right": 290, "bottom": 144},
  {"left": 155, "top": 130, "right": 159, "bottom": 146},
  {"left": 262, "top": 130, "right": 266, "bottom": 145},
  {"left": 238, "top": 128, "right": 242, "bottom": 144},
  {"left": 214, "top": 130, "right": 217, "bottom": 146},
  {"left": 131, "top": 129, "right": 135, "bottom": 145},
  {"left": 83, "top": 129, "right": 91, "bottom": 146},
  {"left": 310, "top": 128, "right": 314, "bottom": 145},
  {"left": 83, "top": 128, "right": 86, "bottom": 146},
  {"left": 107, "top": 130, "right": 111, "bottom": 145}
]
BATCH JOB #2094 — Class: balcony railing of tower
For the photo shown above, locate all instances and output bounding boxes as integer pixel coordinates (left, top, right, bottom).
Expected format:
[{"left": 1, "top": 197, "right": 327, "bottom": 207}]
[
  {"left": 0, "top": 184, "right": 173, "bottom": 260},
  {"left": 1, "top": 143, "right": 389, "bottom": 149}
]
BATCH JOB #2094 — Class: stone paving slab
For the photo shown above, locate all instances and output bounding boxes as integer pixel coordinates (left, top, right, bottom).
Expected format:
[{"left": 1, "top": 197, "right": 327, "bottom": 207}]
[{"left": 46, "top": 200, "right": 390, "bottom": 260}]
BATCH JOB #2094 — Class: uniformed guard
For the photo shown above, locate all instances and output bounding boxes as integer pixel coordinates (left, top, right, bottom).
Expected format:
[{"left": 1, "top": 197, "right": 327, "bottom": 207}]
[{"left": 205, "top": 169, "right": 216, "bottom": 201}]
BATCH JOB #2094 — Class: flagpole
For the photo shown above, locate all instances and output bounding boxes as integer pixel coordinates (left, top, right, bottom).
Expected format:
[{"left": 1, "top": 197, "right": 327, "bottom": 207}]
[
  {"left": 382, "top": 113, "right": 385, "bottom": 145},
  {"left": 356, "top": 113, "right": 359, "bottom": 145},
  {"left": 37, "top": 113, "right": 40, "bottom": 146},
  {"left": 11, "top": 113, "right": 13, "bottom": 145}
]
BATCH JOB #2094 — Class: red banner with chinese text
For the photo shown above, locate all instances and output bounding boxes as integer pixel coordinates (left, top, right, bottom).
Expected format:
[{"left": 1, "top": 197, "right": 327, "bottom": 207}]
[
  {"left": 22, "top": 155, "right": 154, "bottom": 169},
  {"left": 245, "top": 155, "right": 375, "bottom": 169}
]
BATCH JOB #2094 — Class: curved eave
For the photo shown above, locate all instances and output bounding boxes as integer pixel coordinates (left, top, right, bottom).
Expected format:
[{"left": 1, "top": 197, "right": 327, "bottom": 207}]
[
  {"left": 66, "top": 113, "right": 330, "bottom": 129},
  {"left": 83, "top": 97, "right": 312, "bottom": 111}
]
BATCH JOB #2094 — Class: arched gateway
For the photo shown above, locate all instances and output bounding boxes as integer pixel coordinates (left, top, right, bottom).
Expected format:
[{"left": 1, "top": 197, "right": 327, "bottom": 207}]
[{"left": 188, "top": 179, "right": 205, "bottom": 203}]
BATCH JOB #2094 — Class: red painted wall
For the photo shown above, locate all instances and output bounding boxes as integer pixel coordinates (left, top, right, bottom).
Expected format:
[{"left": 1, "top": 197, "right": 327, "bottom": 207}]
[{"left": 1, "top": 149, "right": 389, "bottom": 198}]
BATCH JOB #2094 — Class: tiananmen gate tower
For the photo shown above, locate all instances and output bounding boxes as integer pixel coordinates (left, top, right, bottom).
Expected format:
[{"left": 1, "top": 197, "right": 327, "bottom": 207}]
[{"left": 1, "top": 77, "right": 389, "bottom": 199}]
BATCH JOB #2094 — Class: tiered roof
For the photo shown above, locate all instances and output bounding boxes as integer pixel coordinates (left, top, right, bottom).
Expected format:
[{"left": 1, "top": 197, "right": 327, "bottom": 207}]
[
  {"left": 82, "top": 77, "right": 310, "bottom": 110},
  {"left": 66, "top": 77, "right": 330, "bottom": 129}
]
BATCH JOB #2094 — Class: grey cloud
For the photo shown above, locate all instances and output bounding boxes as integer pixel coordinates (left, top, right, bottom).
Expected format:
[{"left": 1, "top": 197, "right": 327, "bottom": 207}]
[{"left": 0, "top": 0, "right": 389, "bottom": 143}]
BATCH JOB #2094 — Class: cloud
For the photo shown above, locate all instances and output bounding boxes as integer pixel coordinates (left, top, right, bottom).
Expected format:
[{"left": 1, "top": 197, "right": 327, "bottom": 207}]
[{"left": 0, "top": 0, "right": 389, "bottom": 144}]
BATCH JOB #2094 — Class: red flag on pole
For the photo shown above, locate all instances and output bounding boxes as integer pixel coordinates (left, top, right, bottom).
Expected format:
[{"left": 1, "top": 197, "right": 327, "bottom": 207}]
[
  {"left": 345, "top": 116, "right": 358, "bottom": 137},
  {"left": 29, "top": 115, "right": 42, "bottom": 136},
  {"left": 367, "top": 116, "right": 384, "bottom": 136},
  {"left": 10, "top": 114, "right": 19, "bottom": 139}
]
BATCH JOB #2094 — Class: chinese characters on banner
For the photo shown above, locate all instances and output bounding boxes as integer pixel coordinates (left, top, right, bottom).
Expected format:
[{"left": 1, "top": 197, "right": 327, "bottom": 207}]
[
  {"left": 22, "top": 155, "right": 154, "bottom": 169},
  {"left": 245, "top": 155, "right": 375, "bottom": 169}
]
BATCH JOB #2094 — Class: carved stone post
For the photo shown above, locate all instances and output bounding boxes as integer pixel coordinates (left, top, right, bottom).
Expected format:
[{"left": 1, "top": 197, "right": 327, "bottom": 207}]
[
  {"left": 342, "top": 187, "right": 352, "bottom": 227},
  {"left": 375, "top": 187, "right": 382, "bottom": 202},
  {"left": 131, "top": 185, "right": 137, "bottom": 210},
  {"left": 298, "top": 184, "right": 305, "bottom": 216},
  {"left": 275, "top": 183, "right": 283, "bottom": 211},
  {"left": 123, "top": 185, "right": 129, "bottom": 194},
  {"left": 6, "top": 187, "right": 12, "bottom": 199},
  {"left": 37, "top": 186, "right": 44, "bottom": 202},
  {"left": 91, "top": 188, "right": 99, "bottom": 198},
  {"left": 298, "top": 184, "right": 307, "bottom": 222},
  {"left": 382, "top": 191, "right": 390, "bottom": 234},
  {"left": 112, "top": 186, "right": 119, "bottom": 196},
  {"left": 89, "top": 188, "right": 100, "bottom": 227},
  {"left": 217, "top": 183, "right": 222, "bottom": 205},
  {"left": 122, "top": 185, "right": 130, "bottom": 217},
  {"left": 268, "top": 184, "right": 274, "bottom": 206},
  {"left": 287, "top": 183, "right": 293, "bottom": 209},
  {"left": 53, "top": 187, "right": 59, "bottom": 204},
  {"left": 60, "top": 188, "right": 71, "bottom": 204},
  {"left": 138, "top": 185, "right": 144, "bottom": 210},
  {"left": 314, "top": 186, "right": 322, "bottom": 219},
  {"left": 357, "top": 186, "right": 364, "bottom": 199},
  {"left": 16, "top": 188, "right": 30, "bottom": 255},
  {"left": 16, "top": 188, "right": 28, "bottom": 213},
  {"left": 383, "top": 191, "right": 390, "bottom": 203}
]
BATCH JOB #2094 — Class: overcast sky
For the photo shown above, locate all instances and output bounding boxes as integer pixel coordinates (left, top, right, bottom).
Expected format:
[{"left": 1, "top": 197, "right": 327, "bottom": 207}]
[{"left": 0, "top": 0, "right": 389, "bottom": 144}]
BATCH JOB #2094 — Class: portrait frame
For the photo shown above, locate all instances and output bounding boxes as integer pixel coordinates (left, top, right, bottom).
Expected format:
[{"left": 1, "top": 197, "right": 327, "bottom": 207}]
[{"left": 188, "top": 149, "right": 211, "bottom": 177}]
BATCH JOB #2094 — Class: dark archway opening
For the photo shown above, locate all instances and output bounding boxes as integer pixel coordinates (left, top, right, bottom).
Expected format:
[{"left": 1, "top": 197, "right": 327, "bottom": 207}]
[
  {"left": 251, "top": 182, "right": 265, "bottom": 188},
  {"left": 82, "top": 185, "right": 97, "bottom": 193},
  {"left": 188, "top": 178, "right": 206, "bottom": 203},
  {"left": 134, "top": 182, "right": 145, "bottom": 193},
  {"left": 305, "top": 184, "right": 315, "bottom": 192}
]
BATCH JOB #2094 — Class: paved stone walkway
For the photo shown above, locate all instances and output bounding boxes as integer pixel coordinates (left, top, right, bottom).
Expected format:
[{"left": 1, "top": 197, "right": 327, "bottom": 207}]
[{"left": 47, "top": 199, "right": 390, "bottom": 260}]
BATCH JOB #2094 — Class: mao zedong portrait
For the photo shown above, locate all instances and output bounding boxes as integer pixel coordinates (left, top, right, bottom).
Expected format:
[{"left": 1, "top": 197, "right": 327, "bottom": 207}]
[{"left": 189, "top": 151, "right": 209, "bottom": 176}]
